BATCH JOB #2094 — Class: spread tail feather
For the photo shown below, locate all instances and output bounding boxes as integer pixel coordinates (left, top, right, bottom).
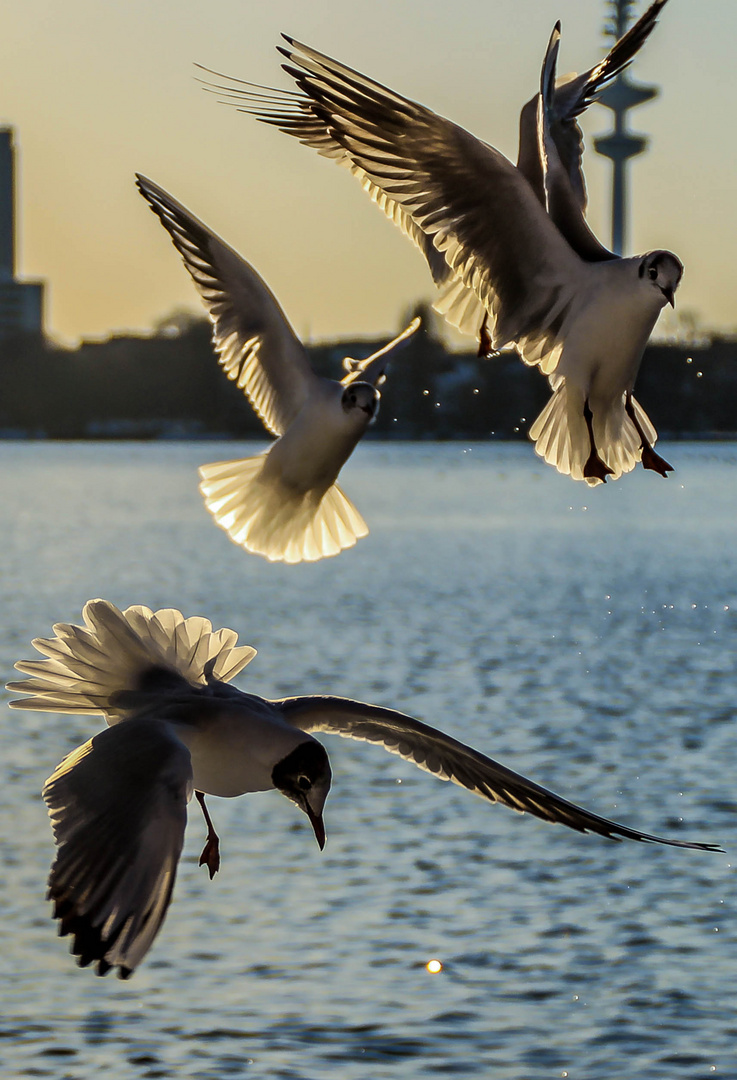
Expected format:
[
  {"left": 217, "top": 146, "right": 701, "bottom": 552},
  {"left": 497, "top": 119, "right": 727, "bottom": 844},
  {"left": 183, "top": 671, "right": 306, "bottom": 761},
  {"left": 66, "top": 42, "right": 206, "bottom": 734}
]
[
  {"left": 529, "top": 382, "right": 652, "bottom": 485},
  {"left": 198, "top": 454, "right": 368, "bottom": 564},
  {"left": 7, "top": 600, "right": 256, "bottom": 719}
]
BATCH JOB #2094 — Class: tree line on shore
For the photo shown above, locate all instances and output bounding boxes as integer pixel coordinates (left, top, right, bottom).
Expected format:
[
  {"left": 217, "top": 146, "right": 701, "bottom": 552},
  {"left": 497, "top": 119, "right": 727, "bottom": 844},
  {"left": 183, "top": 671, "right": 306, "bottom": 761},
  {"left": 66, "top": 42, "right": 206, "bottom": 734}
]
[{"left": 0, "top": 308, "right": 735, "bottom": 441}]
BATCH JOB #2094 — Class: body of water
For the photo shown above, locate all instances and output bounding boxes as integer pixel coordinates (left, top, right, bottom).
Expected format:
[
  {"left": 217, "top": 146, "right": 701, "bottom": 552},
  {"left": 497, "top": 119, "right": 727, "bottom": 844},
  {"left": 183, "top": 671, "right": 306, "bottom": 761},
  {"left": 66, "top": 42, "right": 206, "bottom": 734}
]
[{"left": 0, "top": 441, "right": 734, "bottom": 1079}]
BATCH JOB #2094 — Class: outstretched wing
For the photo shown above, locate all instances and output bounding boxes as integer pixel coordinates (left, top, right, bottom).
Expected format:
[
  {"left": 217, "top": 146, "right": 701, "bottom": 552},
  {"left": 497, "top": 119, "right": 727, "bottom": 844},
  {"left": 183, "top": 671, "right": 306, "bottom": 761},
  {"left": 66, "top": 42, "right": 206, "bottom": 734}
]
[
  {"left": 202, "top": 40, "right": 583, "bottom": 360},
  {"left": 43, "top": 717, "right": 192, "bottom": 977},
  {"left": 137, "top": 174, "right": 319, "bottom": 436},
  {"left": 532, "top": 23, "right": 618, "bottom": 264},
  {"left": 518, "top": 1, "right": 669, "bottom": 229},
  {"left": 341, "top": 316, "right": 421, "bottom": 388},
  {"left": 279, "top": 695, "right": 721, "bottom": 851},
  {"left": 197, "top": 66, "right": 453, "bottom": 288},
  {"left": 273, "top": 38, "right": 584, "bottom": 357},
  {"left": 550, "top": 0, "right": 669, "bottom": 206}
]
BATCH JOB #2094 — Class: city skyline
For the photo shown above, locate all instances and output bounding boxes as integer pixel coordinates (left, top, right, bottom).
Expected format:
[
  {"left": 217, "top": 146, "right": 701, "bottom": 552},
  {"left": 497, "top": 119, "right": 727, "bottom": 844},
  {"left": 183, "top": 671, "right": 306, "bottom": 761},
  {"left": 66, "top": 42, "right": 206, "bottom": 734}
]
[{"left": 1, "top": 0, "right": 734, "bottom": 345}]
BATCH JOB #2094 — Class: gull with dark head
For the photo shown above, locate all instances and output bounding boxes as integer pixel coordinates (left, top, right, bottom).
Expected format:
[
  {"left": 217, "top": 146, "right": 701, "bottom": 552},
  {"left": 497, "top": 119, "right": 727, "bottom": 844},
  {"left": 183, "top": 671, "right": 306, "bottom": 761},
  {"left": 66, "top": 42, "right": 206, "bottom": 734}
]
[
  {"left": 136, "top": 175, "right": 419, "bottom": 562},
  {"left": 201, "top": 0, "right": 679, "bottom": 484},
  {"left": 8, "top": 600, "right": 720, "bottom": 978}
]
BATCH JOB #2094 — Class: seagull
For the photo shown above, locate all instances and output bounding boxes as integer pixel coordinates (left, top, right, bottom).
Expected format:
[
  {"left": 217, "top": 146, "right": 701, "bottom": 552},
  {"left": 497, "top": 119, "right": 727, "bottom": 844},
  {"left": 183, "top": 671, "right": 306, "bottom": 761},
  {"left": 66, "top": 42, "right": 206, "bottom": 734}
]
[
  {"left": 8, "top": 599, "right": 720, "bottom": 978},
  {"left": 199, "top": 1, "right": 680, "bottom": 485},
  {"left": 136, "top": 175, "right": 420, "bottom": 562}
]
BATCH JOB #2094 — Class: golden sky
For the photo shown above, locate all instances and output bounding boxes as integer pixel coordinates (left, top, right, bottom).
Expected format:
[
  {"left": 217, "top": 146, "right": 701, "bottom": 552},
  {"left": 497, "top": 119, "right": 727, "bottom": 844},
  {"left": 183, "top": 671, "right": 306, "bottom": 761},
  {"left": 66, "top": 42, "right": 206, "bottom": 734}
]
[{"left": 2, "top": 0, "right": 735, "bottom": 344}]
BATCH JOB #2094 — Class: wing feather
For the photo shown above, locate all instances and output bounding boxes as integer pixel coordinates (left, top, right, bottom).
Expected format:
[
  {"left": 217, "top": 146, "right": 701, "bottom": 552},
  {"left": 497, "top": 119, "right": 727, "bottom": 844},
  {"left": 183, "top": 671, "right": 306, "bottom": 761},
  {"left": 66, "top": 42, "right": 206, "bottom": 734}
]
[
  {"left": 197, "top": 67, "right": 453, "bottom": 287},
  {"left": 42, "top": 717, "right": 192, "bottom": 977},
  {"left": 278, "top": 696, "right": 721, "bottom": 852},
  {"left": 274, "top": 38, "right": 582, "bottom": 360},
  {"left": 518, "top": 1, "right": 669, "bottom": 231},
  {"left": 341, "top": 316, "right": 420, "bottom": 387},
  {"left": 201, "top": 44, "right": 582, "bottom": 363},
  {"left": 551, "top": 0, "right": 669, "bottom": 205},
  {"left": 136, "top": 174, "right": 318, "bottom": 436}
]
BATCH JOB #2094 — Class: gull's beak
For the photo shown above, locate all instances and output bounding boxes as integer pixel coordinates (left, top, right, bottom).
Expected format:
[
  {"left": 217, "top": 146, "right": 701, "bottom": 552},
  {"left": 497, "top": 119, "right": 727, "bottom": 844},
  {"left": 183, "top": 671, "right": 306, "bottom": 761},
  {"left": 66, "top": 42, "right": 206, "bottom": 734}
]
[
  {"left": 662, "top": 285, "right": 675, "bottom": 308},
  {"left": 305, "top": 803, "right": 326, "bottom": 850}
]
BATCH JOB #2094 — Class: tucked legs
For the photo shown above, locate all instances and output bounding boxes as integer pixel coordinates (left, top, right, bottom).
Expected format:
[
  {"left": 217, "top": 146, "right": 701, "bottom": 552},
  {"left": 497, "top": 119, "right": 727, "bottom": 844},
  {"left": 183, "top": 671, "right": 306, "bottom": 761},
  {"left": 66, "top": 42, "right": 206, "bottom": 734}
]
[
  {"left": 477, "top": 314, "right": 492, "bottom": 358},
  {"left": 583, "top": 399, "right": 614, "bottom": 482},
  {"left": 195, "top": 790, "right": 220, "bottom": 880},
  {"left": 625, "top": 393, "right": 673, "bottom": 477}
]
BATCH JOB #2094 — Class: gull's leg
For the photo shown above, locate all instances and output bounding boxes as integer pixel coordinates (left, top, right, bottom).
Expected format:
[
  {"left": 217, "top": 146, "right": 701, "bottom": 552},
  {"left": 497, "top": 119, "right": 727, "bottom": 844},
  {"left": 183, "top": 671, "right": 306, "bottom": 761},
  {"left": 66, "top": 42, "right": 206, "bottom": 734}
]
[
  {"left": 625, "top": 393, "right": 673, "bottom": 477},
  {"left": 477, "top": 313, "right": 493, "bottom": 358},
  {"left": 582, "top": 399, "right": 614, "bottom": 482},
  {"left": 195, "top": 791, "right": 220, "bottom": 880}
]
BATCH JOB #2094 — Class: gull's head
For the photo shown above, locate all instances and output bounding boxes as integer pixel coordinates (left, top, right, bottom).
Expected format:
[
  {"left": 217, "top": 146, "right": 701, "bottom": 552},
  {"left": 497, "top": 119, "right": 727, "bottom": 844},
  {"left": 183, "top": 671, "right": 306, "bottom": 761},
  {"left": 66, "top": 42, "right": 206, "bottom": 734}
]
[
  {"left": 341, "top": 381, "right": 380, "bottom": 424},
  {"left": 271, "top": 739, "right": 332, "bottom": 850},
  {"left": 639, "top": 250, "right": 683, "bottom": 308}
]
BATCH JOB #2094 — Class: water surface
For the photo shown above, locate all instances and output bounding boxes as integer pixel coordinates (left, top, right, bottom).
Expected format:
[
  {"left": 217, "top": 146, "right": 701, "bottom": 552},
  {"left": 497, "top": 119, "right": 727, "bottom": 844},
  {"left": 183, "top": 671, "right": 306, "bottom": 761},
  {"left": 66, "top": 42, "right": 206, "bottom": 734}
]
[{"left": 0, "top": 441, "right": 734, "bottom": 1079}]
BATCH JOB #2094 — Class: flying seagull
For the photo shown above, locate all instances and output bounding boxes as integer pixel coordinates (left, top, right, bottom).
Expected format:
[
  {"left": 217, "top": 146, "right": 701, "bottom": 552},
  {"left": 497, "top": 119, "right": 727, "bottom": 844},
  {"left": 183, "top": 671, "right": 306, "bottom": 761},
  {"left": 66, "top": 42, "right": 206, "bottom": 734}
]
[
  {"left": 200, "top": 1, "right": 679, "bottom": 485},
  {"left": 8, "top": 599, "right": 720, "bottom": 978},
  {"left": 136, "top": 175, "right": 419, "bottom": 562}
]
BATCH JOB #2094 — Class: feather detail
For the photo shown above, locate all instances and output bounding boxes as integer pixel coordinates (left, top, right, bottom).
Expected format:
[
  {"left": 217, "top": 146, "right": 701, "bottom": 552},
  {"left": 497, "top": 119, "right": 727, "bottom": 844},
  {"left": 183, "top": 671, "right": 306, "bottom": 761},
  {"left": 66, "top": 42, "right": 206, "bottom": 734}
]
[{"left": 7, "top": 600, "right": 256, "bottom": 720}]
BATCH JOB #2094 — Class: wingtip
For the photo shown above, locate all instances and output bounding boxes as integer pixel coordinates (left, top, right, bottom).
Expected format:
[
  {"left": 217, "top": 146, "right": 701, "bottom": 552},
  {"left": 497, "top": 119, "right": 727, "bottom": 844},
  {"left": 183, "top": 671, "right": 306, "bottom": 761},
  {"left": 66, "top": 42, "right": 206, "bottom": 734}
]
[
  {"left": 541, "top": 24, "right": 561, "bottom": 98},
  {"left": 135, "top": 174, "right": 159, "bottom": 206}
]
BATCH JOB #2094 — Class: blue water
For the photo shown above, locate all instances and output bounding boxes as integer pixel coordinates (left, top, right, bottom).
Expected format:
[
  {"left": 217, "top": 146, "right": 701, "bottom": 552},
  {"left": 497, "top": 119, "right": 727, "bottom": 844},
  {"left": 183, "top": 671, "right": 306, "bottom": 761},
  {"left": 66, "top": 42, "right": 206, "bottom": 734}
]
[{"left": 0, "top": 441, "right": 734, "bottom": 1079}]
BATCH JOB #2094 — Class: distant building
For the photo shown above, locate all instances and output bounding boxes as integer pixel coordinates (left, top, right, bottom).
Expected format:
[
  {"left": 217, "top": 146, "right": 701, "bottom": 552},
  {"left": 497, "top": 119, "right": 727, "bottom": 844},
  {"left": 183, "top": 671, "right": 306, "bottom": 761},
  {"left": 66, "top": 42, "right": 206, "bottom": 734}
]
[{"left": 0, "top": 127, "right": 44, "bottom": 338}]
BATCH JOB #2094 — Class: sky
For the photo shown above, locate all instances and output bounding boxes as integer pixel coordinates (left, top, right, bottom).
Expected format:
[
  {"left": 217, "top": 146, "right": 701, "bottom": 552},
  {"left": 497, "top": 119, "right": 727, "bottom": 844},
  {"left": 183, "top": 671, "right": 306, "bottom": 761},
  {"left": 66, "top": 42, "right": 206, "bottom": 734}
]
[{"left": 2, "top": 0, "right": 735, "bottom": 345}]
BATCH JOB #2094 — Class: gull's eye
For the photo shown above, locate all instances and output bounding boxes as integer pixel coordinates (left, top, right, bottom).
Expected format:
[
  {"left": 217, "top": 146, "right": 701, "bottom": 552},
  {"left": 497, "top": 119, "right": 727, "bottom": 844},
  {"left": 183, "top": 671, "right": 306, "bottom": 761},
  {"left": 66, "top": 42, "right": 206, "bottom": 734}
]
[
  {"left": 648, "top": 266, "right": 658, "bottom": 281},
  {"left": 296, "top": 775, "right": 311, "bottom": 791}
]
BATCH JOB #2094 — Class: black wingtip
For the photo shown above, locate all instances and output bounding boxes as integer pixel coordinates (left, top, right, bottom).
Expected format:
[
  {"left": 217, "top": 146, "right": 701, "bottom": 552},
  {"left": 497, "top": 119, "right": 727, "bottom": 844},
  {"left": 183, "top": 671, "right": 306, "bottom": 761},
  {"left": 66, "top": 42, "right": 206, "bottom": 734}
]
[{"left": 541, "top": 24, "right": 561, "bottom": 100}]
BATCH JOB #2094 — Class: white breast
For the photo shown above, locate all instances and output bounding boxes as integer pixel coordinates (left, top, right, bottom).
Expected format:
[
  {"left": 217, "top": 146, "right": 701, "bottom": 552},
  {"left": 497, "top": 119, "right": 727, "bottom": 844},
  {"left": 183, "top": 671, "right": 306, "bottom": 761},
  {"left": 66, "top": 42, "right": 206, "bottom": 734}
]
[
  {"left": 264, "top": 382, "right": 368, "bottom": 494},
  {"left": 174, "top": 707, "right": 309, "bottom": 798},
  {"left": 558, "top": 261, "right": 665, "bottom": 400}
]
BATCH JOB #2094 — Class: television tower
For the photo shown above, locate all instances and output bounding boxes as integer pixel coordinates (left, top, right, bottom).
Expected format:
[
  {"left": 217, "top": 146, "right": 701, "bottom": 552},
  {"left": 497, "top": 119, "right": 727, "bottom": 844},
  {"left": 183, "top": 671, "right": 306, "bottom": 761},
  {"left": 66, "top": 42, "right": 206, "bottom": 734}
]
[{"left": 593, "top": 0, "right": 659, "bottom": 255}]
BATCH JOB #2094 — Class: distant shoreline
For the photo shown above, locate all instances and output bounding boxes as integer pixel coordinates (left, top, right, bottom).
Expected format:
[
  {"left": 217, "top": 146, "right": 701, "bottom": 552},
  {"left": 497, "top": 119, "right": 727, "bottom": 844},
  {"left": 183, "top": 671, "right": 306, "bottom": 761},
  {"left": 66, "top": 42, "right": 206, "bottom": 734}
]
[{"left": 2, "top": 319, "right": 736, "bottom": 441}]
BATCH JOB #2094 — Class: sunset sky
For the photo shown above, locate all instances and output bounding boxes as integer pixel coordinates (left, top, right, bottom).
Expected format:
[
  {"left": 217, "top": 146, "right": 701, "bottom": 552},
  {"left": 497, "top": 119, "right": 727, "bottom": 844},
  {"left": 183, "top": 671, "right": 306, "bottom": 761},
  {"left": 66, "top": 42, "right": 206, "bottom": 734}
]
[{"left": 2, "top": 0, "right": 734, "bottom": 345}]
